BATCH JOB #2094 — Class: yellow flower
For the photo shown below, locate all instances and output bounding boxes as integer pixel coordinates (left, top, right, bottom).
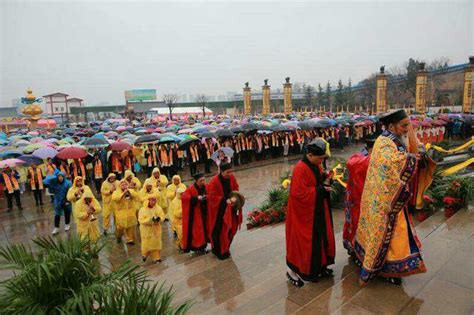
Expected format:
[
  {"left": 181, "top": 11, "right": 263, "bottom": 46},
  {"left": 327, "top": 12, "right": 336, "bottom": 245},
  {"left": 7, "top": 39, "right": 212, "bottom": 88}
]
[{"left": 282, "top": 179, "right": 291, "bottom": 189}]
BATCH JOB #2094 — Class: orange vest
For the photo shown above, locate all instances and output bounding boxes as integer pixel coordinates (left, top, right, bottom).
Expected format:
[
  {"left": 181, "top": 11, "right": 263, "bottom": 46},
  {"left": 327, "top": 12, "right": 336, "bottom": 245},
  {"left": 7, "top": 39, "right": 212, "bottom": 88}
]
[
  {"left": 189, "top": 146, "right": 199, "bottom": 163},
  {"left": 60, "top": 165, "right": 70, "bottom": 178},
  {"left": 111, "top": 155, "right": 122, "bottom": 172},
  {"left": 3, "top": 173, "right": 19, "bottom": 193},
  {"left": 73, "top": 162, "right": 86, "bottom": 178},
  {"left": 29, "top": 167, "right": 43, "bottom": 190},
  {"left": 147, "top": 150, "right": 158, "bottom": 167},
  {"left": 94, "top": 160, "right": 103, "bottom": 179},
  {"left": 47, "top": 164, "right": 56, "bottom": 175}
]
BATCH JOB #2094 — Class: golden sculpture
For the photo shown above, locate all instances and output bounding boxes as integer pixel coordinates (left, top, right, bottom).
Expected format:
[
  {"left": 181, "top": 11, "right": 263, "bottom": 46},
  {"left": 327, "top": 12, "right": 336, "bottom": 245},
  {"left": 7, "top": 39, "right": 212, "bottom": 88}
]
[{"left": 21, "top": 88, "right": 43, "bottom": 122}]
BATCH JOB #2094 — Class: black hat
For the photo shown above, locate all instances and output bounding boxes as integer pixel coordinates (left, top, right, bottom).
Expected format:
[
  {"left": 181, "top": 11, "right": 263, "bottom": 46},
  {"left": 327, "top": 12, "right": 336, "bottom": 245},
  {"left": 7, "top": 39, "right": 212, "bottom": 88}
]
[
  {"left": 193, "top": 173, "right": 205, "bottom": 181},
  {"left": 379, "top": 109, "right": 408, "bottom": 126},
  {"left": 364, "top": 136, "right": 376, "bottom": 149},
  {"left": 220, "top": 163, "right": 233, "bottom": 172},
  {"left": 306, "top": 138, "right": 328, "bottom": 156}
]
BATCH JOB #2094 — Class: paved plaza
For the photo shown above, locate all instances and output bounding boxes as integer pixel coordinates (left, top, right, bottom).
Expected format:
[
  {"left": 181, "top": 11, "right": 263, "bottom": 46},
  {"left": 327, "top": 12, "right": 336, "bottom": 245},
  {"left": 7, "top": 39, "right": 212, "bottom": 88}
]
[{"left": 0, "top": 147, "right": 472, "bottom": 314}]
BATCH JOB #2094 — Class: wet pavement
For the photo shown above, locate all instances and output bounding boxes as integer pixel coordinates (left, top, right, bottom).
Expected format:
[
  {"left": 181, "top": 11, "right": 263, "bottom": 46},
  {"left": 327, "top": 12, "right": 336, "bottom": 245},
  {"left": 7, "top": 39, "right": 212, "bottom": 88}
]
[{"left": 0, "top": 145, "right": 473, "bottom": 314}]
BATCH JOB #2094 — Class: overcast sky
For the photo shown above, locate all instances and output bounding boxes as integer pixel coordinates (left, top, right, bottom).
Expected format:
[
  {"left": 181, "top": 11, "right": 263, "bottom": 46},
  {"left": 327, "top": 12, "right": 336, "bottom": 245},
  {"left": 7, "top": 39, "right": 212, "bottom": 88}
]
[{"left": 1, "top": 0, "right": 472, "bottom": 106}]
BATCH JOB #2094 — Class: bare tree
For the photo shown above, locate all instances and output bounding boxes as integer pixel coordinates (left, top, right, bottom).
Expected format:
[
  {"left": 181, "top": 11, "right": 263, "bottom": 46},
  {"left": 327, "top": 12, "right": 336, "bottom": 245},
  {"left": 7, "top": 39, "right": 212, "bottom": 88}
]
[
  {"left": 162, "top": 94, "right": 178, "bottom": 120},
  {"left": 195, "top": 94, "right": 208, "bottom": 118}
]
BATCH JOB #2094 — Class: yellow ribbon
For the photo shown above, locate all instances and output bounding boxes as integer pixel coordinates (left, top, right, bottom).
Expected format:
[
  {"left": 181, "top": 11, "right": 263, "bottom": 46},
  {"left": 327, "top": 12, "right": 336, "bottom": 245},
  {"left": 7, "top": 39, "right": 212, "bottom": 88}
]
[
  {"left": 332, "top": 164, "right": 347, "bottom": 188},
  {"left": 426, "top": 137, "right": 474, "bottom": 153},
  {"left": 440, "top": 157, "right": 474, "bottom": 176}
]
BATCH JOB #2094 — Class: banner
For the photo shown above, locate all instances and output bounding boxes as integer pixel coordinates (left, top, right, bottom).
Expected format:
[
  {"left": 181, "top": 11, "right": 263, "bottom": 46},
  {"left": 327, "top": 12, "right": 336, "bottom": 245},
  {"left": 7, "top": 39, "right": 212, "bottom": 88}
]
[{"left": 124, "top": 89, "right": 157, "bottom": 102}]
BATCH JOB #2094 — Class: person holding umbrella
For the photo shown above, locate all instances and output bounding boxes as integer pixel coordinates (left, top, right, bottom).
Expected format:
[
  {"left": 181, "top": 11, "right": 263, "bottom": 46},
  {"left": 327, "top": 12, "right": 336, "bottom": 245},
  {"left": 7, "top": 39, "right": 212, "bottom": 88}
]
[
  {"left": 1, "top": 166, "right": 23, "bottom": 212},
  {"left": 43, "top": 170, "right": 72, "bottom": 235},
  {"left": 108, "top": 151, "right": 123, "bottom": 179},
  {"left": 27, "top": 164, "right": 44, "bottom": 206},
  {"left": 92, "top": 154, "right": 104, "bottom": 195},
  {"left": 144, "top": 144, "right": 159, "bottom": 177}
]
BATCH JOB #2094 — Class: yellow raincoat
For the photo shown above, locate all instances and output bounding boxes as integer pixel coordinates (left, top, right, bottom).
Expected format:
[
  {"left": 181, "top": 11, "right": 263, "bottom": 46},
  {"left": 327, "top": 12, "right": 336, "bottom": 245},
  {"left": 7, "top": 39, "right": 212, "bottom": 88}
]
[
  {"left": 75, "top": 191, "right": 102, "bottom": 242},
  {"left": 166, "top": 175, "right": 186, "bottom": 230},
  {"left": 138, "top": 194, "right": 165, "bottom": 262},
  {"left": 148, "top": 167, "right": 169, "bottom": 216},
  {"left": 139, "top": 178, "right": 159, "bottom": 202},
  {"left": 169, "top": 187, "right": 185, "bottom": 248},
  {"left": 66, "top": 176, "right": 93, "bottom": 222},
  {"left": 124, "top": 170, "right": 142, "bottom": 213},
  {"left": 112, "top": 180, "right": 139, "bottom": 243},
  {"left": 100, "top": 173, "right": 118, "bottom": 231}
]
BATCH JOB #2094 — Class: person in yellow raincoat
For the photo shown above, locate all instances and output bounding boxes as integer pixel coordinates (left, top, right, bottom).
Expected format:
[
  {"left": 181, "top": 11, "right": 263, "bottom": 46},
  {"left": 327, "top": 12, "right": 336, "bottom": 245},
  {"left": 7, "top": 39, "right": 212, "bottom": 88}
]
[
  {"left": 138, "top": 193, "right": 165, "bottom": 263},
  {"left": 66, "top": 176, "right": 93, "bottom": 223},
  {"left": 169, "top": 187, "right": 185, "bottom": 249},
  {"left": 148, "top": 167, "right": 169, "bottom": 218},
  {"left": 112, "top": 179, "right": 139, "bottom": 244},
  {"left": 100, "top": 173, "right": 118, "bottom": 235},
  {"left": 139, "top": 178, "right": 159, "bottom": 202},
  {"left": 166, "top": 175, "right": 186, "bottom": 230},
  {"left": 124, "top": 170, "right": 142, "bottom": 213},
  {"left": 75, "top": 190, "right": 102, "bottom": 242}
]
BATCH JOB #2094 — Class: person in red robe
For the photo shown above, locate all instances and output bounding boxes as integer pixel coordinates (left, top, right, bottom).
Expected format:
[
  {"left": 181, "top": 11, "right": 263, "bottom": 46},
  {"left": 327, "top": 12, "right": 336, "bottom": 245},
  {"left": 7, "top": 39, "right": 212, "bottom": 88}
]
[
  {"left": 181, "top": 173, "right": 208, "bottom": 253},
  {"left": 207, "top": 163, "right": 241, "bottom": 260},
  {"left": 343, "top": 137, "right": 375, "bottom": 256},
  {"left": 286, "top": 138, "right": 335, "bottom": 287}
]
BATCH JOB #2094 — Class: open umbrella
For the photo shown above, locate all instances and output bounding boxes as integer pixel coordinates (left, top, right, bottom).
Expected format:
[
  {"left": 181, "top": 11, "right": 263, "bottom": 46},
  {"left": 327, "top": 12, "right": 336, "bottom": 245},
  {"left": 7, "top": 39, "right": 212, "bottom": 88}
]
[
  {"left": 0, "top": 149, "right": 23, "bottom": 159},
  {"left": 23, "top": 143, "right": 47, "bottom": 154},
  {"left": 18, "top": 154, "right": 44, "bottom": 166},
  {"left": 158, "top": 136, "right": 177, "bottom": 144},
  {"left": 211, "top": 146, "right": 234, "bottom": 161},
  {"left": 199, "top": 131, "right": 215, "bottom": 139},
  {"left": 32, "top": 147, "right": 58, "bottom": 159},
  {"left": 271, "top": 125, "right": 291, "bottom": 132},
  {"left": 241, "top": 122, "right": 258, "bottom": 132},
  {"left": 56, "top": 147, "right": 88, "bottom": 160},
  {"left": 134, "top": 134, "right": 161, "bottom": 145},
  {"left": 215, "top": 129, "right": 235, "bottom": 138},
  {"left": 231, "top": 126, "right": 244, "bottom": 133},
  {"left": 109, "top": 141, "right": 132, "bottom": 151},
  {"left": 178, "top": 135, "right": 199, "bottom": 149},
  {"left": 13, "top": 140, "right": 30, "bottom": 147},
  {"left": 83, "top": 137, "right": 110, "bottom": 148},
  {"left": 0, "top": 158, "right": 26, "bottom": 168}
]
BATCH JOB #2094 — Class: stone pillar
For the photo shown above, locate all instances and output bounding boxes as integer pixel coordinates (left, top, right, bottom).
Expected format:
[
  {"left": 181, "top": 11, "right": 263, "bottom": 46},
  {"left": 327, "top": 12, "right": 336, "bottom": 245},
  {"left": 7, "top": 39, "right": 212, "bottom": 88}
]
[
  {"left": 262, "top": 79, "right": 271, "bottom": 115},
  {"left": 376, "top": 66, "right": 387, "bottom": 114},
  {"left": 283, "top": 77, "right": 292, "bottom": 115},
  {"left": 462, "top": 56, "right": 474, "bottom": 113},
  {"left": 243, "top": 82, "right": 251, "bottom": 116},
  {"left": 415, "top": 62, "right": 428, "bottom": 114}
]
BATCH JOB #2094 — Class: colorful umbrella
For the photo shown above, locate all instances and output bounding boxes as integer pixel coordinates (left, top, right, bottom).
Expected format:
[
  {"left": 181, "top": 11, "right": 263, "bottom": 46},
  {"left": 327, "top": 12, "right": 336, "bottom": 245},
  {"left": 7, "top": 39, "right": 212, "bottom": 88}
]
[
  {"left": 178, "top": 135, "right": 199, "bottom": 149},
  {"left": 0, "top": 158, "right": 26, "bottom": 168},
  {"left": 23, "top": 143, "right": 47, "bottom": 154},
  {"left": 32, "top": 147, "right": 58, "bottom": 159},
  {"left": 134, "top": 134, "right": 160, "bottom": 145},
  {"left": 0, "top": 149, "right": 23, "bottom": 159},
  {"left": 56, "top": 147, "right": 88, "bottom": 159},
  {"left": 82, "top": 137, "right": 110, "bottom": 148},
  {"left": 158, "top": 136, "right": 177, "bottom": 144},
  {"left": 110, "top": 141, "right": 132, "bottom": 151},
  {"left": 215, "top": 129, "right": 235, "bottom": 138}
]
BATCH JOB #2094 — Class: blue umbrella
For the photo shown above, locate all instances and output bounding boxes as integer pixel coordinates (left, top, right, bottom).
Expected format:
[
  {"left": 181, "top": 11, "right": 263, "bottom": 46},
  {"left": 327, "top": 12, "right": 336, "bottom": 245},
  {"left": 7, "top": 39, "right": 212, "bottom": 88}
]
[
  {"left": 159, "top": 136, "right": 177, "bottom": 144},
  {"left": 0, "top": 149, "right": 23, "bottom": 159},
  {"left": 18, "top": 154, "right": 44, "bottom": 166}
]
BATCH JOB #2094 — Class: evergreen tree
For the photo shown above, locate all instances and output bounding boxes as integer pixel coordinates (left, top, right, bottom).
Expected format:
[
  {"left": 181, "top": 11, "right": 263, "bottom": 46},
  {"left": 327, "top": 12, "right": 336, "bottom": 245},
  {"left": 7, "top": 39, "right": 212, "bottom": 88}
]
[
  {"left": 334, "top": 79, "right": 345, "bottom": 111},
  {"left": 304, "top": 85, "right": 315, "bottom": 110},
  {"left": 325, "top": 82, "right": 332, "bottom": 112},
  {"left": 346, "top": 79, "right": 354, "bottom": 112},
  {"left": 317, "top": 84, "right": 324, "bottom": 111}
]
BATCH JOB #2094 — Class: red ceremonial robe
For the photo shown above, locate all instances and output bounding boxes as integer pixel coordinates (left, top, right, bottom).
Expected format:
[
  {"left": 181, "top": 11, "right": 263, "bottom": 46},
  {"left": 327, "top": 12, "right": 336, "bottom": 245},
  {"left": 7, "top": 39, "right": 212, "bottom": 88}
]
[
  {"left": 286, "top": 158, "right": 335, "bottom": 281},
  {"left": 181, "top": 183, "right": 208, "bottom": 252},
  {"left": 207, "top": 173, "right": 240, "bottom": 260},
  {"left": 343, "top": 152, "right": 371, "bottom": 255}
]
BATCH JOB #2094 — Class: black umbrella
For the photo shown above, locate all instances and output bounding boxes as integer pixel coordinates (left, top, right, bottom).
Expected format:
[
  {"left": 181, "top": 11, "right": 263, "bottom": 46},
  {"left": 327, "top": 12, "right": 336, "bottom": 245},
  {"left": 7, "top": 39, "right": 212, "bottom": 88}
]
[
  {"left": 313, "top": 120, "right": 331, "bottom": 129},
  {"left": 215, "top": 129, "right": 235, "bottom": 138},
  {"left": 199, "top": 131, "right": 216, "bottom": 138},
  {"left": 298, "top": 121, "right": 314, "bottom": 130},
  {"left": 135, "top": 134, "right": 161, "bottom": 145},
  {"left": 271, "top": 125, "right": 291, "bottom": 132},
  {"left": 18, "top": 154, "right": 44, "bottom": 166},
  {"left": 231, "top": 126, "right": 244, "bottom": 133},
  {"left": 241, "top": 122, "right": 258, "bottom": 132},
  {"left": 83, "top": 137, "right": 110, "bottom": 148}
]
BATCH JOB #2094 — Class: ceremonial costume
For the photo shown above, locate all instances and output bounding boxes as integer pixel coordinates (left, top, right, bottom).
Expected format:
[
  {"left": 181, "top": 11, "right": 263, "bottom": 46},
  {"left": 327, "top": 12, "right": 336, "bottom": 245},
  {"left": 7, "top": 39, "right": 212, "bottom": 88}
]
[
  {"left": 355, "top": 110, "right": 426, "bottom": 285},
  {"left": 286, "top": 141, "right": 335, "bottom": 285},
  {"left": 207, "top": 165, "right": 241, "bottom": 259},
  {"left": 181, "top": 177, "right": 208, "bottom": 252}
]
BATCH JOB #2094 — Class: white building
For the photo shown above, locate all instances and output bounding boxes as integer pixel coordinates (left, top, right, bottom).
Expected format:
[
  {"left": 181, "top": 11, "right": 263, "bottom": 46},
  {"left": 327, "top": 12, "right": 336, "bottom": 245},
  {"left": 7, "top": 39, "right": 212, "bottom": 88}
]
[{"left": 42, "top": 92, "right": 84, "bottom": 115}]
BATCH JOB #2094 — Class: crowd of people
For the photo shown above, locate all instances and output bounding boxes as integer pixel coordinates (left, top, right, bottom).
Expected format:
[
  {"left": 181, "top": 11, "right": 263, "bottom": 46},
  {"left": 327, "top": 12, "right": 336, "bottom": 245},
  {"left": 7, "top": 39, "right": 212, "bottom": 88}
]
[{"left": 0, "top": 111, "right": 471, "bottom": 276}]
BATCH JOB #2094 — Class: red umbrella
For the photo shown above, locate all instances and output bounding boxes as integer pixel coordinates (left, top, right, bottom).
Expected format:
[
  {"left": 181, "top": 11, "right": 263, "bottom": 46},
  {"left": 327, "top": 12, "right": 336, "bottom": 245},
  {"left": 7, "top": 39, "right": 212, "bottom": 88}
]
[
  {"left": 56, "top": 147, "right": 87, "bottom": 159},
  {"left": 110, "top": 141, "right": 132, "bottom": 151}
]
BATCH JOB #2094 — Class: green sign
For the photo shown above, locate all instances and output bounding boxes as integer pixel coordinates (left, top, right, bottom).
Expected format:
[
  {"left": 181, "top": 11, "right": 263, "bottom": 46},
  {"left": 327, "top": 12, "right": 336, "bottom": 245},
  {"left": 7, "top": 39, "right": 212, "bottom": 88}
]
[{"left": 124, "top": 89, "right": 157, "bottom": 101}]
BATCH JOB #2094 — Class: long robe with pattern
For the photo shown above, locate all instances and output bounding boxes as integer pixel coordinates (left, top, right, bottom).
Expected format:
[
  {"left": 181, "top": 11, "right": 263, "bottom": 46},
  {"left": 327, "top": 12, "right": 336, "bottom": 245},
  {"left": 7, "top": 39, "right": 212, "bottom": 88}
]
[
  {"left": 354, "top": 130, "right": 427, "bottom": 285},
  {"left": 181, "top": 183, "right": 208, "bottom": 252}
]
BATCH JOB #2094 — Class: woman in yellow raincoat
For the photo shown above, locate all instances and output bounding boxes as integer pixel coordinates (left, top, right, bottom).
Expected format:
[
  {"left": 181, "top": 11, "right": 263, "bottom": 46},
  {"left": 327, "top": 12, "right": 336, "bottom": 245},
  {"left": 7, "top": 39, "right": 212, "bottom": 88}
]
[
  {"left": 75, "top": 191, "right": 102, "bottom": 242},
  {"left": 139, "top": 178, "right": 159, "bottom": 202},
  {"left": 66, "top": 176, "right": 93, "bottom": 223},
  {"left": 100, "top": 173, "right": 118, "bottom": 235},
  {"left": 166, "top": 175, "right": 186, "bottom": 229},
  {"left": 138, "top": 193, "right": 165, "bottom": 263},
  {"left": 169, "top": 187, "right": 185, "bottom": 249},
  {"left": 124, "top": 170, "right": 142, "bottom": 213},
  {"left": 112, "top": 179, "right": 139, "bottom": 244},
  {"left": 148, "top": 167, "right": 169, "bottom": 218}
]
